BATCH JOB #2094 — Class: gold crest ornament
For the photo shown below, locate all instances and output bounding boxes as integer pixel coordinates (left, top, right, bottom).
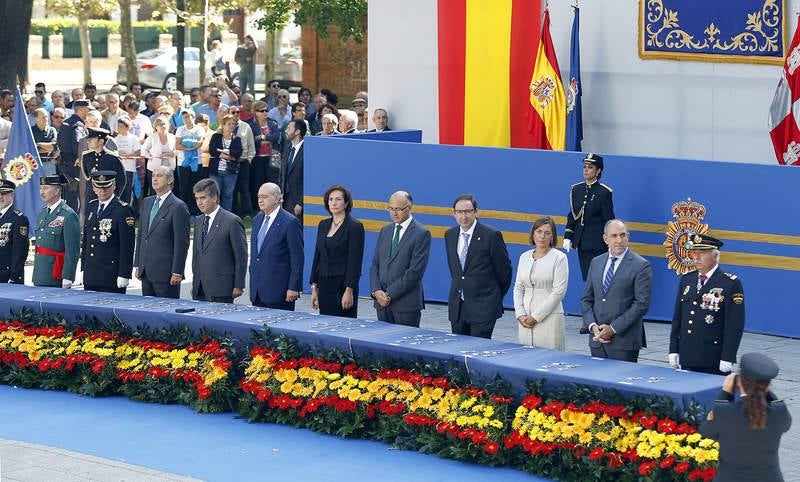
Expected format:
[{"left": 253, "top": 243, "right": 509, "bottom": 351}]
[
  {"left": 664, "top": 198, "right": 709, "bottom": 275},
  {"left": 566, "top": 78, "right": 579, "bottom": 114},
  {"left": 733, "top": 293, "right": 744, "bottom": 304},
  {"left": 3, "top": 153, "right": 39, "bottom": 186},
  {"left": 98, "top": 218, "right": 112, "bottom": 242},
  {"left": 530, "top": 76, "right": 557, "bottom": 109}
]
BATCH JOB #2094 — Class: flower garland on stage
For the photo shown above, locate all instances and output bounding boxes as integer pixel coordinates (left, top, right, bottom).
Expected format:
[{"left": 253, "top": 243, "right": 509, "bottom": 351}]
[{"left": 0, "top": 313, "right": 718, "bottom": 481}]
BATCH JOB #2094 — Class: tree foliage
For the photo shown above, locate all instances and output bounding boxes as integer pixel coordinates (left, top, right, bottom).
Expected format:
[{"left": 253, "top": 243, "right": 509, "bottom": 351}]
[{"left": 251, "top": 0, "right": 367, "bottom": 42}]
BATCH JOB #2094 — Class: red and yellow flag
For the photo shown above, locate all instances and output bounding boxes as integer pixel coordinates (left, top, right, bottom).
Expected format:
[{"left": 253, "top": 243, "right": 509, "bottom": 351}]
[{"left": 527, "top": 10, "right": 566, "bottom": 150}]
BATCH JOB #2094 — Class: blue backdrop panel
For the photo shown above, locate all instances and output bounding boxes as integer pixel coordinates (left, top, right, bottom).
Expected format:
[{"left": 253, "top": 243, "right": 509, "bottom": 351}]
[
  {"left": 328, "top": 129, "right": 423, "bottom": 143},
  {"left": 303, "top": 137, "right": 800, "bottom": 338}
]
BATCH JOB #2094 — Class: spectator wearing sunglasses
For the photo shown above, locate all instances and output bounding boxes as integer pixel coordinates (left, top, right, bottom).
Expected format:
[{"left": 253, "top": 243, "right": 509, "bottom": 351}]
[
  {"left": 34, "top": 82, "right": 54, "bottom": 113},
  {"left": 261, "top": 80, "right": 281, "bottom": 110}
]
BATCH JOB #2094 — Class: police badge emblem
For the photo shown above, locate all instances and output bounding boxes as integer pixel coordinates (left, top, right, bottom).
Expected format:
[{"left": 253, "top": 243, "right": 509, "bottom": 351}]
[
  {"left": 566, "top": 78, "right": 579, "bottom": 114},
  {"left": 663, "top": 198, "right": 709, "bottom": 275},
  {"left": 2, "top": 153, "right": 39, "bottom": 187},
  {"left": 0, "top": 223, "right": 11, "bottom": 247},
  {"left": 98, "top": 218, "right": 112, "bottom": 242}
]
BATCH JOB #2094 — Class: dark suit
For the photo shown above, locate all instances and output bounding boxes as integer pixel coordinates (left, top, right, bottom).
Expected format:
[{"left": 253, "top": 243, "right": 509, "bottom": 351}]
[
  {"left": 581, "top": 249, "right": 652, "bottom": 362},
  {"left": 444, "top": 221, "right": 512, "bottom": 339},
  {"left": 564, "top": 181, "right": 614, "bottom": 280},
  {"left": 134, "top": 192, "right": 190, "bottom": 298},
  {"left": 0, "top": 205, "right": 29, "bottom": 284},
  {"left": 670, "top": 268, "right": 745, "bottom": 374},
  {"left": 310, "top": 215, "right": 365, "bottom": 318},
  {"left": 191, "top": 207, "right": 248, "bottom": 303},
  {"left": 280, "top": 142, "right": 303, "bottom": 220},
  {"left": 81, "top": 196, "right": 135, "bottom": 293},
  {"left": 701, "top": 390, "right": 791, "bottom": 482},
  {"left": 369, "top": 218, "right": 431, "bottom": 327},
  {"left": 249, "top": 208, "right": 304, "bottom": 310},
  {"left": 366, "top": 128, "right": 392, "bottom": 132},
  {"left": 57, "top": 114, "right": 86, "bottom": 210}
]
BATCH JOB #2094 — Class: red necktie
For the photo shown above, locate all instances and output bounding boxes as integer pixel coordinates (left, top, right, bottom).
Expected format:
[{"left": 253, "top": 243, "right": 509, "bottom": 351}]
[{"left": 699, "top": 274, "right": 708, "bottom": 284}]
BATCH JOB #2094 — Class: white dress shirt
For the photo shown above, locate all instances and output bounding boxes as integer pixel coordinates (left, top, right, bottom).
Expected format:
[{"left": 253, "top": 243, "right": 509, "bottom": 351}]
[
  {"left": 456, "top": 220, "right": 477, "bottom": 257},
  {"left": 393, "top": 214, "right": 414, "bottom": 244}
]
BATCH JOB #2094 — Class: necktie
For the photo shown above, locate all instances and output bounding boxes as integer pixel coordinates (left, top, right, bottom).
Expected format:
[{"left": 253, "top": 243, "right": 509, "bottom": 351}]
[
  {"left": 390, "top": 224, "right": 402, "bottom": 257},
  {"left": 148, "top": 197, "right": 161, "bottom": 230},
  {"left": 201, "top": 215, "right": 210, "bottom": 248},
  {"left": 697, "top": 273, "right": 708, "bottom": 291},
  {"left": 459, "top": 232, "right": 470, "bottom": 269},
  {"left": 98, "top": 203, "right": 105, "bottom": 216},
  {"left": 603, "top": 257, "right": 618, "bottom": 295},
  {"left": 287, "top": 146, "right": 296, "bottom": 170},
  {"left": 256, "top": 215, "right": 270, "bottom": 252}
]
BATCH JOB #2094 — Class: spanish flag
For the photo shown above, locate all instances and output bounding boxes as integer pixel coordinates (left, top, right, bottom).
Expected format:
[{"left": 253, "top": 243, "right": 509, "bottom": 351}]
[
  {"left": 438, "top": 0, "right": 542, "bottom": 148},
  {"left": 527, "top": 10, "right": 566, "bottom": 150}
]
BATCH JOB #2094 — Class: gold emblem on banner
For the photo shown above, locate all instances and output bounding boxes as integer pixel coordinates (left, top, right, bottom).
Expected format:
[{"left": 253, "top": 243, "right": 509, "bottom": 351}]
[
  {"left": 664, "top": 198, "right": 709, "bottom": 275},
  {"left": 530, "top": 77, "right": 557, "bottom": 109}
]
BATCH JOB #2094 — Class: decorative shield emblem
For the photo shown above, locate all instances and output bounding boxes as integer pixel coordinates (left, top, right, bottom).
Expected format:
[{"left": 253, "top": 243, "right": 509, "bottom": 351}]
[
  {"left": 663, "top": 198, "right": 709, "bottom": 275},
  {"left": 2, "top": 153, "right": 39, "bottom": 186},
  {"left": 530, "top": 77, "right": 557, "bottom": 109}
]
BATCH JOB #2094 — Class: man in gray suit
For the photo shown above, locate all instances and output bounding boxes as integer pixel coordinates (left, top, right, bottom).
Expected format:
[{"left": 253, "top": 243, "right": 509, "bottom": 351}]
[
  {"left": 191, "top": 178, "right": 247, "bottom": 303},
  {"left": 370, "top": 191, "right": 432, "bottom": 327},
  {"left": 133, "top": 166, "right": 190, "bottom": 298},
  {"left": 581, "top": 219, "right": 652, "bottom": 362}
]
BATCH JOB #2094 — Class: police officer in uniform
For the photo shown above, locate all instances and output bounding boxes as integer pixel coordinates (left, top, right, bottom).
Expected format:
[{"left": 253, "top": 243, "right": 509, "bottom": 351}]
[
  {"left": 33, "top": 175, "right": 80, "bottom": 288},
  {"left": 563, "top": 153, "right": 615, "bottom": 281},
  {"left": 669, "top": 233, "right": 745, "bottom": 375},
  {"left": 81, "top": 171, "right": 135, "bottom": 293},
  {"left": 57, "top": 98, "right": 90, "bottom": 212},
  {"left": 81, "top": 127, "right": 126, "bottom": 205},
  {"left": 701, "top": 353, "right": 791, "bottom": 482},
  {"left": 0, "top": 179, "right": 30, "bottom": 284}
]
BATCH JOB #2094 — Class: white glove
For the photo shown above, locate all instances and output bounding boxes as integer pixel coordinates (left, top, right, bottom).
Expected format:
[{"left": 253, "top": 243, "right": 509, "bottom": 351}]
[
  {"left": 117, "top": 277, "right": 130, "bottom": 289},
  {"left": 62, "top": 279, "right": 73, "bottom": 289},
  {"left": 719, "top": 360, "right": 733, "bottom": 373},
  {"left": 562, "top": 239, "right": 572, "bottom": 252},
  {"left": 668, "top": 353, "right": 680, "bottom": 369}
]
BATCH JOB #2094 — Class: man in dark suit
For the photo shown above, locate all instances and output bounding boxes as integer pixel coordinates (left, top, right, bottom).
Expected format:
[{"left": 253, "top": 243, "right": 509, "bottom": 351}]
[
  {"left": 57, "top": 99, "right": 91, "bottom": 211},
  {"left": 370, "top": 191, "right": 432, "bottom": 327},
  {"left": 0, "top": 179, "right": 29, "bottom": 284},
  {"left": 133, "top": 165, "right": 190, "bottom": 298},
  {"left": 249, "top": 182, "right": 304, "bottom": 310},
  {"left": 669, "top": 234, "right": 745, "bottom": 375},
  {"left": 563, "top": 153, "right": 615, "bottom": 281},
  {"left": 280, "top": 119, "right": 305, "bottom": 221},
  {"left": 581, "top": 219, "right": 652, "bottom": 362},
  {"left": 81, "top": 171, "right": 135, "bottom": 293},
  {"left": 367, "top": 108, "right": 391, "bottom": 132},
  {"left": 192, "top": 178, "right": 247, "bottom": 303},
  {"left": 444, "top": 194, "right": 512, "bottom": 339}
]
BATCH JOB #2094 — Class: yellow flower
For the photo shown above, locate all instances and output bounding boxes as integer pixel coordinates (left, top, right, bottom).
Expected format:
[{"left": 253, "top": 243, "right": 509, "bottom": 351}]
[
  {"left": 348, "top": 389, "right": 362, "bottom": 402},
  {"left": 578, "top": 432, "right": 593, "bottom": 444},
  {"left": 686, "top": 433, "right": 702, "bottom": 444}
]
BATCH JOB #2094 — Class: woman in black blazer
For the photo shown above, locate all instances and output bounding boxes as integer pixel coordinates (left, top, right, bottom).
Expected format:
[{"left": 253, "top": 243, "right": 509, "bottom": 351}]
[
  {"left": 310, "top": 185, "right": 365, "bottom": 318},
  {"left": 208, "top": 114, "right": 244, "bottom": 211}
]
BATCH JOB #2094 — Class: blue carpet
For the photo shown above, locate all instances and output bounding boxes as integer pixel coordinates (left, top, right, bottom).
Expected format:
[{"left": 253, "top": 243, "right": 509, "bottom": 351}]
[{"left": 0, "top": 386, "right": 549, "bottom": 481}]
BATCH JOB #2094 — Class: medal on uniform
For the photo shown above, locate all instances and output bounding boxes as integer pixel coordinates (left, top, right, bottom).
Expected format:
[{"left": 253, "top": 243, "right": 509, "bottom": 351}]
[
  {"left": 98, "top": 218, "right": 112, "bottom": 242},
  {"left": 0, "top": 223, "right": 10, "bottom": 247},
  {"left": 701, "top": 288, "right": 724, "bottom": 312},
  {"left": 705, "top": 314, "right": 714, "bottom": 324},
  {"left": 682, "top": 285, "right": 690, "bottom": 296}
]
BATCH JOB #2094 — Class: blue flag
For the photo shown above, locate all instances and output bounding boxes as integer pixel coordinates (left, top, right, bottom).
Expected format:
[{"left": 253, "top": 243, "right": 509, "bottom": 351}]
[
  {"left": 565, "top": 6, "right": 583, "bottom": 152},
  {"left": 2, "top": 86, "right": 44, "bottom": 234}
]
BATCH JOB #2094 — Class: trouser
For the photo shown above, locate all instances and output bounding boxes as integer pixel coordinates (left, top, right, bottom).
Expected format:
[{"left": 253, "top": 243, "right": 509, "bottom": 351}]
[
  {"left": 376, "top": 307, "right": 421, "bottom": 328},
  {"left": 141, "top": 275, "right": 181, "bottom": 299},
  {"left": 84, "top": 284, "right": 126, "bottom": 294},
  {"left": 683, "top": 366, "right": 726, "bottom": 376},
  {"left": 177, "top": 166, "right": 202, "bottom": 216},
  {"left": 194, "top": 284, "right": 233, "bottom": 304},
  {"left": 450, "top": 302, "right": 495, "bottom": 339},
  {"left": 210, "top": 171, "right": 238, "bottom": 212},
  {"left": 238, "top": 70, "right": 255, "bottom": 96},
  {"left": 250, "top": 156, "right": 270, "bottom": 212},
  {"left": 590, "top": 344, "right": 639, "bottom": 363},
  {"left": 253, "top": 293, "right": 295, "bottom": 311},
  {"left": 578, "top": 248, "right": 607, "bottom": 281},
  {"left": 233, "top": 160, "right": 253, "bottom": 217}
]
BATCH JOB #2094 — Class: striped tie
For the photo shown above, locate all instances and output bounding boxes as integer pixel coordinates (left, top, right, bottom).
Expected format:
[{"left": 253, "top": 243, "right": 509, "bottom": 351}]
[
  {"left": 459, "top": 232, "right": 470, "bottom": 269},
  {"left": 603, "top": 257, "right": 617, "bottom": 295}
]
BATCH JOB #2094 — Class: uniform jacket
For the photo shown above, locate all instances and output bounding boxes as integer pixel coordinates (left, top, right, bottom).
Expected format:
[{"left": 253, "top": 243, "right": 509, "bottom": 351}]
[
  {"left": 564, "top": 181, "right": 614, "bottom": 251},
  {"left": 309, "top": 215, "right": 365, "bottom": 288},
  {"left": 701, "top": 390, "right": 791, "bottom": 482},
  {"left": 57, "top": 114, "right": 85, "bottom": 179},
  {"left": 670, "top": 268, "right": 745, "bottom": 368},
  {"left": 134, "top": 192, "right": 190, "bottom": 283},
  {"left": 369, "top": 218, "right": 432, "bottom": 312},
  {"left": 0, "top": 205, "right": 30, "bottom": 284},
  {"left": 249, "top": 208, "right": 304, "bottom": 305},
  {"left": 81, "top": 196, "right": 135, "bottom": 288},
  {"left": 81, "top": 150, "right": 127, "bottom": 198},
  {"left": 33, "top": 200, "right": 80, "bottom": 286},
  {"left": 581, "top": 250, "right": 652, "bottom": 351},
  {"left": 444, "top": 221, "right": 512, "bottom": 324},
  {"left": 280, "top": 142, "right": 304, "bottom": 213},
  {"left": 192, "top": 207, "right": 248, "bottom": 299}
]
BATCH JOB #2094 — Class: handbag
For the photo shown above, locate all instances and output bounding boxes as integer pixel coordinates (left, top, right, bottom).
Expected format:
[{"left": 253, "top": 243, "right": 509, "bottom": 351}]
[{"left": 225, "top": 158, "right": 240, "bottom": 174}]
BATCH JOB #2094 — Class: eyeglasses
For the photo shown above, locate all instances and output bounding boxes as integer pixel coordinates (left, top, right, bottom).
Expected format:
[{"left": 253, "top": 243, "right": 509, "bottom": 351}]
[
  {"left": 230, "top": 109, "right": 240, "bottom": 114},
  {"left": 387, "top": 206, "right": 410, "bottom": 213},
  {"left": 454, "top": 209, "right": 475, "bottom": 215},
  {"left": 255, "top": 109, "right": 268, "bottom": 113},
  {"left": 278, "top": 95, "right": 288, "bottom": 99},
  {"left": 270, "top": 84, "right": 280, "bottom": 88},
  {"left": 34, "top": 91, "right": 44, "bottom": 95}
]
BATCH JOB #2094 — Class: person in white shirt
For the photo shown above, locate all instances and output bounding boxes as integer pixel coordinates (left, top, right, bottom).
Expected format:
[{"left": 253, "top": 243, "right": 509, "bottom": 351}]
[
  {"left": 114, "top": 117, "right": 142, "bottom": 205},
  {"left": 141, "top": 117, "right": 176, "bottom": 197}
]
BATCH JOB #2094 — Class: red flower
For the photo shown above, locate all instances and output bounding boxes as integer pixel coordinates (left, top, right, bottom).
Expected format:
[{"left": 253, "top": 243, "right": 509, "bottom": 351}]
[
  {"left": 657, "top": 418, "right": 677, "bottom": 434},
  {"left": 588, "top": 447, "right": 604, "bottom": 460},
  {"left": 659, "top": 456, "right": 676, "bottom": 469},
  {"left": 638, "top": 461, "right": 656, "bottom": 476},
  {"left": 688, "top": 468, "right": 703, "bottom": 481},
  {"left": 521, "top": 395, "right": 542, "bottom": 410},
  {"left": 605, "top": 453, "right": 623, "bottom": 469},
  {"left": 702, "top": 467, "right": 717, "bottom": 481},
  {"left": 674, "top": 461, "right": 691, "bottom": 474},
  {"left": 483, "top": 441, "right": 499, "bottom": 455},
  {"left": 639, "top": 414, "right": 658, "bottom": 429}
]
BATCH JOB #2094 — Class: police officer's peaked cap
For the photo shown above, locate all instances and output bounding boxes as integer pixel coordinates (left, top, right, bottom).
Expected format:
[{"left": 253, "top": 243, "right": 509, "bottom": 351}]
[
  {"left": 583, "top": 153, "right": 604, "bottom": 170},
  {"left": 740, "top": 353, "right": 779, "bottom": 382}
]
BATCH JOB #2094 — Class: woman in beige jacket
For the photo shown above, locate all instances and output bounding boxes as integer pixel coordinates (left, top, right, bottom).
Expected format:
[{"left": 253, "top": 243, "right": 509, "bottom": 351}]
[{"left": 514, "top": 217, "right": 569, "bottom": 350}]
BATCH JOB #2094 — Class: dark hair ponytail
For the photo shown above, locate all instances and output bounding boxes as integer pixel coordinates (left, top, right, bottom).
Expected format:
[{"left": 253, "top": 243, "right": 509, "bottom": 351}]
[{"left": 741, "top": 377, "right": 770, "bottom": 429}]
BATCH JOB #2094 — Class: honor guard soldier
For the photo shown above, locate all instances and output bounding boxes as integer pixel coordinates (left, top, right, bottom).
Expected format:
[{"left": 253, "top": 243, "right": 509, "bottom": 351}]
[
  {"left": 56, "top": 98, "right": 90, "bottom": 211},
  {"left": 563, "top": 153, "right": 615, "bottom": 281},
  {"left": 669, "top": 234, "right": 745, "bottom": 375},
  {"left": 701, "top": 353, "right": 791, "bottom": 482},
  {"left": 81, "top": 170, "right": 135, "bottom": 293},
  {"left": 82, "top": 127, "right": 127, "bottom": 203},
  {"left": 33, "top": 175, "right": 80, "bottom": 288},
  {"left": 0, "top": 179, "right": 30, "bottom": 284}
]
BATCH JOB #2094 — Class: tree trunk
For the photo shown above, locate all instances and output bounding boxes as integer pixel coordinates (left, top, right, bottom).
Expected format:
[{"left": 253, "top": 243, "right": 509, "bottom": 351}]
[
  {"left": 0, "top": 0, "right": 33, "bottom": 90},
  {"left": 263, "top": 30, "right": 275, "bottom": 94},
  {"left": 199, "top": 0, "right": 207, "bottom": 85},
  {"left": 78, "top": 14, "right": 92, "bottom": 85},
  {"left": 119, "top": 0, "right": 138, "bottom": 85}
]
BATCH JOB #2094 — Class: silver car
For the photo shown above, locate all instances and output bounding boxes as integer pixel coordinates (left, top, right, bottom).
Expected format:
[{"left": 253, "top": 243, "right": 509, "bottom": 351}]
[{"left": 117, "top": 47, "right": 213, "bottom": 91}]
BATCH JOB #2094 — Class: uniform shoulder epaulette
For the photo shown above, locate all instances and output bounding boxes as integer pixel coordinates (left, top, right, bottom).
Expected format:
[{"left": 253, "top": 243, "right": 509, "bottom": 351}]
[
  {"left": 599, "top": 183, "right": 613, "bottom": 192},
  {"left": 81, "top": 149, "right": 95, "bottom": 156},
  {"left": 771, "top": 399, "right": 784, "bottom": 404},
  {"left": 88, "top": 198, "right": 99, "bottom": 204},
  {"left": 13, "top": 209, "right": 23, "bottom": 216},
  {"left": 724, "top": 272, "right": 737, "bottom": 280},
  {"left": 103, "top": 147, "right": 120, "bottom": 157},
  {"left": 570, "top": 181, "right": 584, "bottom": 189}
]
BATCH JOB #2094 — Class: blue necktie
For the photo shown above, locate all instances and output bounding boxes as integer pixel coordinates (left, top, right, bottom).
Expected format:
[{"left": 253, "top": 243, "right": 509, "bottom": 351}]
[
  {"left": 256, "top": 215, "right": 270, "bottom": 252},
  {"left": 603, "top": 257, "right": 617, "bottom": 295},
  {"left": 148, "top": 197, "right": 161, "bottom": 230},
  {"left": 459, "top": 232, "right": 470, "bottom": 269},
  {"left": 286, "top": 146, "right": 296, "bottom": 170}
]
